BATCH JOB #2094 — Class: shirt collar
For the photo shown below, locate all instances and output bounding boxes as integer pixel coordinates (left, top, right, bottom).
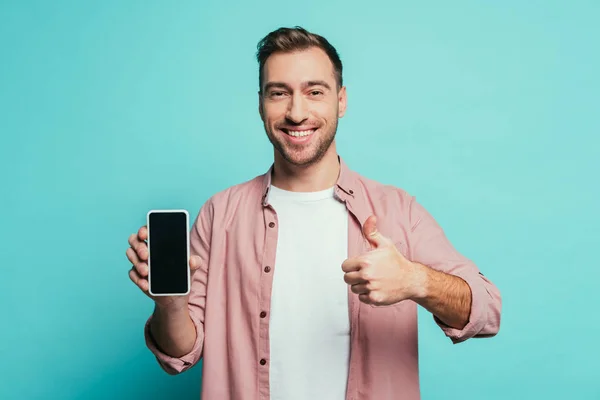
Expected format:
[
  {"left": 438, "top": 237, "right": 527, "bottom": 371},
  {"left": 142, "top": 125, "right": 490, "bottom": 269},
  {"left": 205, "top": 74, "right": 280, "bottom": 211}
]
[{"left": 261, "top": 155, "right": 357, "bottom": 207}]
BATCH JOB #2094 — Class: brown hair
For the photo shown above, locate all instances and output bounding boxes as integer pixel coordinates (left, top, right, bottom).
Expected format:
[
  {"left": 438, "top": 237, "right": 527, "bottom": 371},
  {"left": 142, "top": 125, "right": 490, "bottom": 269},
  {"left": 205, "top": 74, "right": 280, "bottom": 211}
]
[{"left": 256, "top": 26, "right": 343, "bottom": 92}]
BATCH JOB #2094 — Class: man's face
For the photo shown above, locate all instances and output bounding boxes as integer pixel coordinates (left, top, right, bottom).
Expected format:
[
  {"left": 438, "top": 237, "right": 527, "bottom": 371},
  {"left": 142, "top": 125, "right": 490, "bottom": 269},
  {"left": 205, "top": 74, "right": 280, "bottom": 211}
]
[{"left": 259, "top": 47, "right": 347, "bottom": 167}]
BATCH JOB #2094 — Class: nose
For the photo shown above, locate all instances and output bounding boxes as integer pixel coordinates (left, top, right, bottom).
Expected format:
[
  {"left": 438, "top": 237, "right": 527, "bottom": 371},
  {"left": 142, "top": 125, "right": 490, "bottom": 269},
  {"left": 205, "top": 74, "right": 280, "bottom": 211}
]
[{"left": 285, "top": 93, "right": 309, "bottom": 123}]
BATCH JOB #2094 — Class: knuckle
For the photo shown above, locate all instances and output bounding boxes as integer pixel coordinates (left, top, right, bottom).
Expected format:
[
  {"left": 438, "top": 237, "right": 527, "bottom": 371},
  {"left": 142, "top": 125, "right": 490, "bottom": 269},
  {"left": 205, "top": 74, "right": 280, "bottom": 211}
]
[
  {"left": 361, "top": 268, "right": 371, "bottom": 280},
  {"left": 369, "top": 291, "right": 382, "bottom": 304},
  {"left": 137, "top": 262, "right": 148, "bottom": 275},
  {"left": 136, "top": 243, "right": 147, "bottom": 256}
]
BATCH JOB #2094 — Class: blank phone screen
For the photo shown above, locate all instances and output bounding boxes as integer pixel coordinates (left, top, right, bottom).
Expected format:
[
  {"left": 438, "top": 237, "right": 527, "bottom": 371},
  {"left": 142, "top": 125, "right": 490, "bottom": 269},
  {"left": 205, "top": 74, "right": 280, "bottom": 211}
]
[{"left": 148, "top": 211, "right": 189, "bottom": 295}]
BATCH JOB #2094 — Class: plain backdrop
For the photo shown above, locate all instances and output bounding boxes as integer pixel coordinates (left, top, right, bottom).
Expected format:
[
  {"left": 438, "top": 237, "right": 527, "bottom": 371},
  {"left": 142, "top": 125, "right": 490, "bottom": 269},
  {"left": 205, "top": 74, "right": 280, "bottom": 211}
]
[{"left": 1, "top": 1, "right": 599, "bottom": 399}]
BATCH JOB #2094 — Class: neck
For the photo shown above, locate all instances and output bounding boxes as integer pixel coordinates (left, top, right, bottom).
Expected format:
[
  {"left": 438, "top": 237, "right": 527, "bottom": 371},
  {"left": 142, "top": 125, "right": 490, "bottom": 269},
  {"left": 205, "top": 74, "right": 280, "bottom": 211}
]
[{"left": 271, "top": 143, "right": 340, "bottom": 192}]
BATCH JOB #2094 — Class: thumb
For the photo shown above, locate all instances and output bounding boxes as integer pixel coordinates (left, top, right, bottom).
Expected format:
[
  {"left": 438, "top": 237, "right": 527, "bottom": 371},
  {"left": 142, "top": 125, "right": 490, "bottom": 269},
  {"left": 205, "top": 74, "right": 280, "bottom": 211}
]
[
  {"left": 362, "top": 215, "right": 389, "bottom": 248},
  {"left": 189, "top": 255, "right": 203, "bottom": 272}
]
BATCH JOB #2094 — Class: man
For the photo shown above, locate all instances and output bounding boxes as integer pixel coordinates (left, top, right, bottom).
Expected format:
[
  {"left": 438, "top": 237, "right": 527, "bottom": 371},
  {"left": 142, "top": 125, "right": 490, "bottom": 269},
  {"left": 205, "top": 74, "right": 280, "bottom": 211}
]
[{"left": 126, "top": 26, "right": 501, "bottom": 400}]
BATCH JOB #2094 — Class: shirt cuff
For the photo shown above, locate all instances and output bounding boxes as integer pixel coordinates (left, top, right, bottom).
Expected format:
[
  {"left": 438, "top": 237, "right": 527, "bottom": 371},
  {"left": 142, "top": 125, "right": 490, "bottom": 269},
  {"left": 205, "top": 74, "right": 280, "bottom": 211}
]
[
  {"left": 144, "top": 313, "right": 204, "bottom": 374},
  {"left": 434, "top": 271, "right": 488, "bottom": 344}
]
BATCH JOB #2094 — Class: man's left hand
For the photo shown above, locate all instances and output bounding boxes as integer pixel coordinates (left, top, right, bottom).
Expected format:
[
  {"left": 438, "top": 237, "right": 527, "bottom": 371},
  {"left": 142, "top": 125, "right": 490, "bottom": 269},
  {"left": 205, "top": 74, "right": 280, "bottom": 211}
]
[{"left": 342, "top": 215, "right": 426, "bottom": 306}]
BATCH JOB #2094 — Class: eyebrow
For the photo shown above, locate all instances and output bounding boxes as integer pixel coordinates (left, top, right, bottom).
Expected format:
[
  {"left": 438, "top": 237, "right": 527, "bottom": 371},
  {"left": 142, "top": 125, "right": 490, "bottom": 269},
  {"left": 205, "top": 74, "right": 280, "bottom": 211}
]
[{"left": 263, "top": 80, "right": 332, "bottom": 93}]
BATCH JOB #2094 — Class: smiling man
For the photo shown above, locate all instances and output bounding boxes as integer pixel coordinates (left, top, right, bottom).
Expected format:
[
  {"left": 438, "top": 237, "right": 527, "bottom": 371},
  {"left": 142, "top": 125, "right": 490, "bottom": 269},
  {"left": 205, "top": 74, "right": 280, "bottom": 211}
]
[{"left": 126, "top": 26, "right": 502, "bottom": 400}]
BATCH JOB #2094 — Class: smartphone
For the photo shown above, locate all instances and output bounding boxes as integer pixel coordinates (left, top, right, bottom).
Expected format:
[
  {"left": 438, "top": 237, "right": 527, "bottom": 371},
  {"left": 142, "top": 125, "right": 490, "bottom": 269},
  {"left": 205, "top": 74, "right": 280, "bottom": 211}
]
[{"left": 147, "top": 209, "right": 190, "bottom": 296}]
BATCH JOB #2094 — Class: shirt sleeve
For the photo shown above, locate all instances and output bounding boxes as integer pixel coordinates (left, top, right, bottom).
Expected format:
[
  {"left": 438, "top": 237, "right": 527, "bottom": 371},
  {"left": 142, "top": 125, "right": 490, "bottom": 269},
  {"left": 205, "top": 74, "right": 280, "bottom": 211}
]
[
  {"left": 406, "top": 195, "right": 502, "bottom": 344},
  {"left": 144, "top": 199, "right": 213, "bottom": 374}
]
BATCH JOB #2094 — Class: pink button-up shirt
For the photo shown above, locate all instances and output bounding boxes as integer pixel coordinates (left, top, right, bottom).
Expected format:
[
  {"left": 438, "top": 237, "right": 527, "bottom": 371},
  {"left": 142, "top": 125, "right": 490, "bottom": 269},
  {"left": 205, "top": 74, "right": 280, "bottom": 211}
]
[{"left": 144, "top": 157, "right": 502, "bottom": 400}]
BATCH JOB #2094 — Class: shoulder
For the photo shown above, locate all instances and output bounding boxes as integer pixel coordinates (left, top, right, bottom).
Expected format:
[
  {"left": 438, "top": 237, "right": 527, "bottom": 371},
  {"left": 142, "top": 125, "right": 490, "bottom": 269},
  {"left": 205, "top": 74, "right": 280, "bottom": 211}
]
[
  {"left": 210, "top": 174, "right": 264, "bottom": 205},
  {"left": 196, "top": 171, "right": 266, "bottom": 221},
  {"left": 353, "top": 170, "right": 414, "bottom": 208},
  {"left": 351, "top": 170, "right": 422, "bottom": 229}
]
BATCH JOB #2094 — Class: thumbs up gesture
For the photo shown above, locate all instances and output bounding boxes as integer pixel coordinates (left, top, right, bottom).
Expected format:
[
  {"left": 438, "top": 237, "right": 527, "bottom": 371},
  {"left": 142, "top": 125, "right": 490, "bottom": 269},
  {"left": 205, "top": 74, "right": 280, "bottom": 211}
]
[{"left": 342, "top": 215, "right": 426, "bottom": 306}]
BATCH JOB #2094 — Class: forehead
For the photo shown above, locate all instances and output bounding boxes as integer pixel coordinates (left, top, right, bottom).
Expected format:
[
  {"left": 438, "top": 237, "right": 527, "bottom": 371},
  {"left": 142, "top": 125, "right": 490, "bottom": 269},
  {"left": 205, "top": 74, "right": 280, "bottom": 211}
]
[{"left": 262, "top": 47, "right": 336, "bottom": 87}]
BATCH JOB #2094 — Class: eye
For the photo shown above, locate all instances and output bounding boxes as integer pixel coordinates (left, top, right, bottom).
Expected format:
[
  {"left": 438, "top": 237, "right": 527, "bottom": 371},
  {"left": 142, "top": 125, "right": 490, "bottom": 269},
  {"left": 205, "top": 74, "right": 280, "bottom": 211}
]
[
  {"left": 270, "top": 91, "right": 286, "bottom": 98},
  {"left": 310, "top": 90, "right": 323, "bottom": 96}
]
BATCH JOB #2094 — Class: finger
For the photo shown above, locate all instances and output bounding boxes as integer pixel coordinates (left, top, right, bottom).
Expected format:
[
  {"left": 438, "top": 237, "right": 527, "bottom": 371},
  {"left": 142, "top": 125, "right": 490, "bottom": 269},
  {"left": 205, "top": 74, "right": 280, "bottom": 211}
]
[
  {"left": 189, "top": 255, "right": 202, "bottom": 272},
  {"left": 359, "top": 291, "right": 386, "bottom": 306},
  {"left": 343, "top": 271, "right": 368, "bottom": 285},
  {"left": 128, "top": 233, "right": 139, "bottom": 248},
  {"left": 351, "top": 283, "right": 369, "bottom": 295},
  {"left": 359, "top": 293, "right": 374, "bottom": 305},
  {"left": 341, "top": 257, "right": 364, "bottom": 273},
  {"left": 129, "top": 268, "right": 149, "bottom": 292},
  {"left": 126, "top": 247, "right": 140, "bottom": 265},
  {"left": 128, "top": 232, "right": 148, "bottom": 261},
  {"left": 135, "top": 241, "right": 148, "bottom": 261},
  {"left": 138, "top": 225, "right": 148, "bottom": 241},
  {"left": 134, "top": 261, "right": 148, "bottom": 278}
]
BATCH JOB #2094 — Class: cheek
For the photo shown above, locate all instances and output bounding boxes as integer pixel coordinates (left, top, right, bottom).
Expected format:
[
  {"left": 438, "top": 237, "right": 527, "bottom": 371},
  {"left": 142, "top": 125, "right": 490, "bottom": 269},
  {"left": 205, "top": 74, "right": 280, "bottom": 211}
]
[
  {"left": 313, "top": 99, "right": 338, "bottom": 118},
  {"left": 263, "top": 104, "right": 287, "bottom": 123}
]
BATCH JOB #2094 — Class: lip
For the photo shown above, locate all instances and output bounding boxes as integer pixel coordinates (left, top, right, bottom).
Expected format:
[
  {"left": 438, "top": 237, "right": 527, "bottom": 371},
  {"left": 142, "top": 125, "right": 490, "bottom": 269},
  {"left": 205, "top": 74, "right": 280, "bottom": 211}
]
[{"left": 281, "top": 126, "right": 319, "bottom": 131}]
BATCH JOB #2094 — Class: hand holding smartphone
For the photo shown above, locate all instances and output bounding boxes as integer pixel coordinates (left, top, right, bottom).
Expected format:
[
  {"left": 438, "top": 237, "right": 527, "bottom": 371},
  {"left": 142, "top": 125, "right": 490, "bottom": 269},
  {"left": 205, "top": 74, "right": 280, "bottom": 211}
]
[{"left": 127, "top": 209, "right": 201, "bottom": 307}]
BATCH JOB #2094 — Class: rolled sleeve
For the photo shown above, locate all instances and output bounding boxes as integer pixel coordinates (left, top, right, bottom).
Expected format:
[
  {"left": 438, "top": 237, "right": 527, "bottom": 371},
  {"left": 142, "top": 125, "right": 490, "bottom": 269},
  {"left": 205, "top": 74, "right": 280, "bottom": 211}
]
[
  {"left": 432, "top": 270, "right": 489, "bottom": 343},
  {"left": 406, "top": 194, "right": 502, "bottom": 344},
  {"left": 144, "top": 312, "right": 204, "bottom": 374}
]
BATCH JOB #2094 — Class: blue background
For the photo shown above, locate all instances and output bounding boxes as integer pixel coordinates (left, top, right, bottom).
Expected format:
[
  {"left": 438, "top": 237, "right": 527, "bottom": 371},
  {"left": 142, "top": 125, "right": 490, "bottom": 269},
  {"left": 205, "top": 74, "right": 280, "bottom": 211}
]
[{"left": 1, "top": 1, "right": 599, "bottom": 399}]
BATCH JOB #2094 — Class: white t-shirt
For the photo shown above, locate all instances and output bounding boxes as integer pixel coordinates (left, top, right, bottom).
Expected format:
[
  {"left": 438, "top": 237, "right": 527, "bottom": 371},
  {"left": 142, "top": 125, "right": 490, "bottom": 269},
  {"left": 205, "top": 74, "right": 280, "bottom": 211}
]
[{"left": 267, "top": 184, "right": 350, "bottom": 400}]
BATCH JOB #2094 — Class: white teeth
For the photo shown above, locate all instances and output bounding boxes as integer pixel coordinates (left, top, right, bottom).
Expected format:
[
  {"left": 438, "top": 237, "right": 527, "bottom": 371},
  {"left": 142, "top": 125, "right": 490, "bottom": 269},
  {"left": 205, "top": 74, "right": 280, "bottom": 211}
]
[{"left": 286, "top": 129, "right": 315, "bottom": 137}]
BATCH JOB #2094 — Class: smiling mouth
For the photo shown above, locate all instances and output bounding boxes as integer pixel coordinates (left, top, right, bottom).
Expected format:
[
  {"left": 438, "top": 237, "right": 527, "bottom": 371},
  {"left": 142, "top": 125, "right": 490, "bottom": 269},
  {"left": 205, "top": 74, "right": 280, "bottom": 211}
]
[{"left": 281, "top": 128, "right": 317, "bottom": 137}]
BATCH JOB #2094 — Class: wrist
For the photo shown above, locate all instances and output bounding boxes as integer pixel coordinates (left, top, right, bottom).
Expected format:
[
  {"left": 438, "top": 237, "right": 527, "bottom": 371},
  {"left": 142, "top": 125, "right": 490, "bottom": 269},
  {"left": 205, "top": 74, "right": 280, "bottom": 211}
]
[
  {"left": 409, "top": 262, "right": 430, "bottom": 301},
  {"left": 154, "top": 299, "right": 189, "bottom": 317}
]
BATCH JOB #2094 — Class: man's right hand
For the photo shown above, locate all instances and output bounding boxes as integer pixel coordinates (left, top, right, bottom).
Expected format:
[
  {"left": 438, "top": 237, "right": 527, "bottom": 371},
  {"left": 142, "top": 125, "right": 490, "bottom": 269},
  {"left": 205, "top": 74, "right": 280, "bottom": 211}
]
[{"left": 126, "top": 225, "right": 201, "bottom": 311}]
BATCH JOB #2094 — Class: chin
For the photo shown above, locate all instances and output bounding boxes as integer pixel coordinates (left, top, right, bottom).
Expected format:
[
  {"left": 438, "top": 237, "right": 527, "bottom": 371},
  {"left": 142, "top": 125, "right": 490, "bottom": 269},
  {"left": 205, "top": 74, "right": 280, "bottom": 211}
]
[{"left": 282, "top": 148, "right": 326, "bottom": 167}]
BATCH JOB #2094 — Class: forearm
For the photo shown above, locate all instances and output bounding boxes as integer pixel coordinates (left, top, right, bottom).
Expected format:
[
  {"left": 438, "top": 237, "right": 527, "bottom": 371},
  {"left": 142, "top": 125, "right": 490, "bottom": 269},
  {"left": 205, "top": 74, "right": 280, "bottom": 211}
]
[
  {"left": 412, "top": 263, "right": 472, "bottom": 329},
  {"left": 149, "top": 304, "right": 197, "bottom": 358}
]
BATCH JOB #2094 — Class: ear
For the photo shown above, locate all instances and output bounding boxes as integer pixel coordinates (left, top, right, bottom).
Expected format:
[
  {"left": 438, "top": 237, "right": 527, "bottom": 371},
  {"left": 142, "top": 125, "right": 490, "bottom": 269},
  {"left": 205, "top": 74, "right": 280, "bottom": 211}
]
[
  {"left": 338, "top": 86, "right": 347, "bottom": 118},
  {"left": 258, "top": 91, "right": 265, "bottom": 122}
]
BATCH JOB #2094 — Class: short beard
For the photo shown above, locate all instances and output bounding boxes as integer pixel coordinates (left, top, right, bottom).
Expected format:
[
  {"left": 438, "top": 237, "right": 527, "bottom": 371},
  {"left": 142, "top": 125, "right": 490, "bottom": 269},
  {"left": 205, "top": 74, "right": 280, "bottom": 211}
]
[{"left": 266, "top": 118, "right": 338, "bottom": 167}]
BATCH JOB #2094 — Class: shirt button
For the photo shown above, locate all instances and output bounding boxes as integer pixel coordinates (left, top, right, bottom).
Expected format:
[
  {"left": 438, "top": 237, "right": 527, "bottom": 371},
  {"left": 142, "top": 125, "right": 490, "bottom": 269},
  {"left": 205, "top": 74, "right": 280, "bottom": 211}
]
[
  {"left": 264, "top": 266, "right": 271, "bottom": 273},
  {"left": 260, "top": 311, "right": 267, "bottom": 318},
  {"left": 269, "top": 222, "right": 275, "bottom": 228},
  {"left": 260, "top": 359, "right": 267, "bottom": 365}
]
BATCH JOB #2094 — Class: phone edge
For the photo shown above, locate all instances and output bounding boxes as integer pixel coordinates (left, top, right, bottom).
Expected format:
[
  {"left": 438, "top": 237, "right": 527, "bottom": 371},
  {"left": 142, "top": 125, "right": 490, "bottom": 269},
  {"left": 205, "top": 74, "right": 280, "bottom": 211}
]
[{"left": 146, "top": 209, "right": 191, "bottom": 297}]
